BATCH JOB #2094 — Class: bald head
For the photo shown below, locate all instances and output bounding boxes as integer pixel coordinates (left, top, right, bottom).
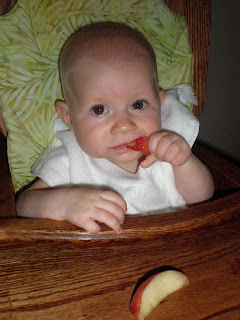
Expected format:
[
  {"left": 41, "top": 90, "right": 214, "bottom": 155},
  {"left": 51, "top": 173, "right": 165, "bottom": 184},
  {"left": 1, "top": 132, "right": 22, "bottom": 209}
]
[{"left": 59, "top": 22, "right": 158, "bottom": 102}]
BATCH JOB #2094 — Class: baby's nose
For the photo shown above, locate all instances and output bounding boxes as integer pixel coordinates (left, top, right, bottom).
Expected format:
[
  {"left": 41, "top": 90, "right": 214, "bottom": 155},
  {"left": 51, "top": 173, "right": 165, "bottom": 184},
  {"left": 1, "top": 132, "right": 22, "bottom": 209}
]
[{"left": 111, "top": 115, "right": 137, "bottom": 135}]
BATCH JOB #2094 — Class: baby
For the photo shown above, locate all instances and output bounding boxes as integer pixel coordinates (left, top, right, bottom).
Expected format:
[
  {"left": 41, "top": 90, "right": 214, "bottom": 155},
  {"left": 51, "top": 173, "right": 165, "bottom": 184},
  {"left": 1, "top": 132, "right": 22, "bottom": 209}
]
[{"left": 16, "top": 22, "right": 214, "bottom": 234}]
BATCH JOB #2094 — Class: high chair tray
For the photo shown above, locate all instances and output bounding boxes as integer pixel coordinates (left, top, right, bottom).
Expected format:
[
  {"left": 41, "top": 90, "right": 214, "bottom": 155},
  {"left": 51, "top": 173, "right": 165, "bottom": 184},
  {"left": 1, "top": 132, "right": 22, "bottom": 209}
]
[{"left": 0, "top": 191, "right": 239, "bottom": 319}]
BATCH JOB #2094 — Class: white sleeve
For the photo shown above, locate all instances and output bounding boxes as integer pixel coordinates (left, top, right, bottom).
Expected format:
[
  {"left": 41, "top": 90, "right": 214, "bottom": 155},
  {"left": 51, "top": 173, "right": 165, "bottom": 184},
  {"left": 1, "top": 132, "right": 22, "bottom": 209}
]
[{"left": 32, "top": 145, "right": 70, "bottom": 187}]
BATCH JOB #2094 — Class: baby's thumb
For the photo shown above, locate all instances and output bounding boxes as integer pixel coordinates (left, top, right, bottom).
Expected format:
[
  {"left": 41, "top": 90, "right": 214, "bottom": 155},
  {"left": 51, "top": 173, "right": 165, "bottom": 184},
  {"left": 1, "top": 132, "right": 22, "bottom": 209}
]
[{"left": 140, "top": 154, "right": 157, "bottom": 169}]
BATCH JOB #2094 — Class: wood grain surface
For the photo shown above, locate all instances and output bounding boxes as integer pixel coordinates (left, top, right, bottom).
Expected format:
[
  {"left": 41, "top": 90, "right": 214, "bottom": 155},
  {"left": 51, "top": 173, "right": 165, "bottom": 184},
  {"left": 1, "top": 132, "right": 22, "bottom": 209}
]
[
  {"left": 0, "top": 136, "right": 15, "bottom": 217},
  {"left": 0, "top": 191, "right": 239, "bottom": 319},
  {"left": 166, "top": 0, "right": 212, "bottom": 117},
  {"left": 0, "top": 0, "right": 16, "bottom": 14}
]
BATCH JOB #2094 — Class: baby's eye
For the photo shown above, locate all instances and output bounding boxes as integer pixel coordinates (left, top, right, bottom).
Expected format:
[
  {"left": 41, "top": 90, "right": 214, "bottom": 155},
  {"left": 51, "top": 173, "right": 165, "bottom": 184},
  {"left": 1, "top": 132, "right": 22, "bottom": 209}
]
[
  {"left": 131, "top": 100, "right": 147, "bottom": 110},
  {"left": 90, "top": 104, "right": 108, "bottom": 115}
]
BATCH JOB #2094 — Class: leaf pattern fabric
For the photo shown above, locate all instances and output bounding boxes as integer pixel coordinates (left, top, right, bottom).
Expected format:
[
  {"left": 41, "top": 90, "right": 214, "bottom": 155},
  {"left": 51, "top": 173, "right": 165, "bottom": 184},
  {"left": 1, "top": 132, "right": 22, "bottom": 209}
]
[{"left": 0, "top": 0, "right": 193, "bottom": 192}]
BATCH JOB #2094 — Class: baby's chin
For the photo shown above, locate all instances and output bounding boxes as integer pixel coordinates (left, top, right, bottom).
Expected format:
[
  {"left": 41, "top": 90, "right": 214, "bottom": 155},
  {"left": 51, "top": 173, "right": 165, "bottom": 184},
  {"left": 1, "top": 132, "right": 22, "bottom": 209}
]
[
  {"left": 80, "top": 146, "right": 143, "bottom": 173},
  {"left": 107, "top": 153, "right": 144, "bottom": 173}
]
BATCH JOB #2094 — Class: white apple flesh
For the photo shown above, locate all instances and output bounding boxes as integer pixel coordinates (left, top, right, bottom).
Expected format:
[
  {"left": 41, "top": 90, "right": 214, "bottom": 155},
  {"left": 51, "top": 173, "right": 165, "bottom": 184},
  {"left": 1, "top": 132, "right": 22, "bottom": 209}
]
[{"left": 130, "top": 270, "right": 189, "bottom": 320}]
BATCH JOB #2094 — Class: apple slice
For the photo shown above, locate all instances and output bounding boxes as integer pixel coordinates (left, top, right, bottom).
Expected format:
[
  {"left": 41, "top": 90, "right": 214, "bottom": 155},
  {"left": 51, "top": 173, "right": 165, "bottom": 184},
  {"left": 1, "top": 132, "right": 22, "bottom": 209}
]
[
  {"left": 127, "top": 137, "right": 150, "bottom": 156},
  {"left": 129, "top": 270, "right": 189, "bottom": 320}
]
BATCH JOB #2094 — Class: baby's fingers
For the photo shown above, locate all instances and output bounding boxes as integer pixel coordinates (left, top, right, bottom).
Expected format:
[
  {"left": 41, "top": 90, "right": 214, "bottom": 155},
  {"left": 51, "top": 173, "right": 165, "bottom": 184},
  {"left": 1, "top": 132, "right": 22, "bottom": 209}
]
[
  {"left": 78, "top": 218, "right": 102, "bottom": 234},
  {"left": 73, "top": 208, "right": 123, "bottom": 234},
  {"left": 171, "top": 150, "right": 191, "bottom": 166},
  {"left": 93, "top": 209, "right": 123, "bottom": 234},
  {"left": 101, "top": 191, "right": 127, "bottom": 216},
  {"left": 140, "top": 154, "right": 157, "bottom": 169},
  {"left": 163, "top": 141, "right": 191, "bottom": 166},
  {"left": 99, "top": 197, "right": 126, "bottom": 225}
]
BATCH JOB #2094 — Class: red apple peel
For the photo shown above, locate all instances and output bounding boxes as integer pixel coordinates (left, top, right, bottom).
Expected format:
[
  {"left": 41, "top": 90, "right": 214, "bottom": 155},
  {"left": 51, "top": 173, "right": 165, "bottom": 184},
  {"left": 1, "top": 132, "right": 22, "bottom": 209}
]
[
  {"left": 129, "top": 270, "right": 189, "bottom": 320},
  {"left": 127, "top": 137, "right": 150, "bottom": 156}
]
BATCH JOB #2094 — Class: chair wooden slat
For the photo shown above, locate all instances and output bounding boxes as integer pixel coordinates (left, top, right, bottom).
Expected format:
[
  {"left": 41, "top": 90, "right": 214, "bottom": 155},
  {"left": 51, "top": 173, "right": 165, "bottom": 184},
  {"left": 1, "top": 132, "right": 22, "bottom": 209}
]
[{"left": 165, "top": 0, "right": 212, "bottom": 117}]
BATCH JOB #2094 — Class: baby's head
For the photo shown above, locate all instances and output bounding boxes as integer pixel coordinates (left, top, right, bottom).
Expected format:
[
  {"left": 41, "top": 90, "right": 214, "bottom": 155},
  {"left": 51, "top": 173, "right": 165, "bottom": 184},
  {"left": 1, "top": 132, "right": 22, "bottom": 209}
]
[
  {"left": 59, "top": 22, "right": 159, "bottom": 103},
  {"left": 56, "top": 22, "right": 162, "bottom": 173}
]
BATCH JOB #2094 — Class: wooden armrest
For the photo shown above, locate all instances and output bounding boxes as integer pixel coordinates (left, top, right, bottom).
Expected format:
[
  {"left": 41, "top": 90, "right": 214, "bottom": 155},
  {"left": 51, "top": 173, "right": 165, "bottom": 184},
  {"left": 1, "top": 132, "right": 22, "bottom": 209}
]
[
  {"left": 193, "top": 141, "right": 240, "bottom": 197},
  {"left": 0, "top": 190, "right": 239, "bottom": 241}
]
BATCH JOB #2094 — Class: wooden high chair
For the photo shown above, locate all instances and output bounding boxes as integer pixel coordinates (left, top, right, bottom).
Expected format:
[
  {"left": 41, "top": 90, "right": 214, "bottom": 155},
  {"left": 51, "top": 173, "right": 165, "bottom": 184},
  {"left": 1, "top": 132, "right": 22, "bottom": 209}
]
[{"left": 0, "top": 1, "right": 239, "bottom": 319}]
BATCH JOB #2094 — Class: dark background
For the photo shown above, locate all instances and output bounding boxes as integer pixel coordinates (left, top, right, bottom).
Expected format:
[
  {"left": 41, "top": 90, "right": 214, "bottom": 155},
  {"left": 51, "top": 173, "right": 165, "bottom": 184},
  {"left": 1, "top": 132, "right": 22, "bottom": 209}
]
[{"left": 198, "top": 0, "right": 240, "bottom": 165}]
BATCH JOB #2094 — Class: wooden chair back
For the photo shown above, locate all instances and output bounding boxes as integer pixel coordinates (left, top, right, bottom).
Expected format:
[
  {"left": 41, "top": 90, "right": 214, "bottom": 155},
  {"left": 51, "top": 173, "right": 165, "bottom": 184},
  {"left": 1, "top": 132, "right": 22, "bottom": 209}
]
[{"left": 165, "top": 0, "right": 211, "bottom": 117}]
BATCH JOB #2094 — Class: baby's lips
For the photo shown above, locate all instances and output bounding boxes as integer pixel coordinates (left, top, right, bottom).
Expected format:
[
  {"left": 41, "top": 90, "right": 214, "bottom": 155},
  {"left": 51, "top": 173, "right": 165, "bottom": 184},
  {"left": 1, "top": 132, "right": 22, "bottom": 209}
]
[{"left": 127, "top": 137, "right": 150, "bottom": 156}]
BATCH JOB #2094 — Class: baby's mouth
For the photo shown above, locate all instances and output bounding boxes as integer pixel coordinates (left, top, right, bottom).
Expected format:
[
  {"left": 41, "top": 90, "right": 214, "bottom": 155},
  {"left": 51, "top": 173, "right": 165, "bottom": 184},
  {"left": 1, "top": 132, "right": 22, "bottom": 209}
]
[
  {"left": 126, "top": 141, "right": 136, "bottom": 147},
  {"left": 110, "top": 143, "right": 128, "bottom": 151}
]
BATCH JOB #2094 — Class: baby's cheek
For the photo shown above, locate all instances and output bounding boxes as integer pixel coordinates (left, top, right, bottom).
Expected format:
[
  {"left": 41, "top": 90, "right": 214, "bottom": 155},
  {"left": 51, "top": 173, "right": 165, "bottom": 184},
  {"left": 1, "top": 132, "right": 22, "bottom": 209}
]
[
  {"left": 152, "top": 113, "right": 162, "bottom": 132},
  {"left": 74, "top": 132, "right": 91, "bottom": 154},
  {"left": 76, "top": 136, "right": 104, "bottom": 158}
]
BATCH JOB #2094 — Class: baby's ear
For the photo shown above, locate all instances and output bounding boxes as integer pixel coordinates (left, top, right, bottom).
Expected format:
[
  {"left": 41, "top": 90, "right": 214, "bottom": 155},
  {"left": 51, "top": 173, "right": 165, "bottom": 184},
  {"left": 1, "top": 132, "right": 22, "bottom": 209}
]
[
  {"left": 159, "top": 89, "right": 165, "bottom": 105},
  {"left": 55, "top": 100, "right": 73, "bottom": 129}
]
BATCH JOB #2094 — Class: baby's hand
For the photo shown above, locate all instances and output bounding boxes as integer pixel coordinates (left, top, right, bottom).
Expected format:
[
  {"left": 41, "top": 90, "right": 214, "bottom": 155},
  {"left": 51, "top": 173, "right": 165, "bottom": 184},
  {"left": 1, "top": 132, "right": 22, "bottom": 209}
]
[
  {"left": 140, "top": 130, "right": 191, "bottom": 168},
  {"left": 59, "top": 188, "right": 127, "bottom": 234}
]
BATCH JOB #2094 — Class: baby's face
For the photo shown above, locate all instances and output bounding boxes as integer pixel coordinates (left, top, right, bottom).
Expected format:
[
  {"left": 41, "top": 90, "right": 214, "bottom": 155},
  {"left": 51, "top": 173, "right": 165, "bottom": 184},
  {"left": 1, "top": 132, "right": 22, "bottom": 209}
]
[{"left": 66, "top": 57, "right": 161, "bottom": 173}]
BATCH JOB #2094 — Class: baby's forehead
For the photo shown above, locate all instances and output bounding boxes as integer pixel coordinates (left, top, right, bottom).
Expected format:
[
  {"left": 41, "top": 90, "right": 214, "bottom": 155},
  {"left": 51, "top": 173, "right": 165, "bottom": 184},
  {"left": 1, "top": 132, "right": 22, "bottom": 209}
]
[
  {"left": 60, "top": 22, "right": 156, "bottom": 71},
  {"left": 63, "top": 35, "right": 151, "bottom": 70},
  {"left": 59, "top": 22, "right": 158, "bottom": 100}
]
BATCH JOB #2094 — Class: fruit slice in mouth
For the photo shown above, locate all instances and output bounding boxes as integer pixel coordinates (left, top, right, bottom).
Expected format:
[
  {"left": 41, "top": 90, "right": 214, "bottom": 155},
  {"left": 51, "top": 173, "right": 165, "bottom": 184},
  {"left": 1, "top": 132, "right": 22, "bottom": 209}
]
[{"left": 127, "top": 137, "right": 150, "bottom": 156}]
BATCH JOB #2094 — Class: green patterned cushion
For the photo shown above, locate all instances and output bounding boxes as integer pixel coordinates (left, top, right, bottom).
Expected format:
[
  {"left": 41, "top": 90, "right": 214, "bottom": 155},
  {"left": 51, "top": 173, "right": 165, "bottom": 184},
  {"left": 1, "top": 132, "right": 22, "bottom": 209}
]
[{"left": 0, "top": 0, "right": 193, "bottom": 192}]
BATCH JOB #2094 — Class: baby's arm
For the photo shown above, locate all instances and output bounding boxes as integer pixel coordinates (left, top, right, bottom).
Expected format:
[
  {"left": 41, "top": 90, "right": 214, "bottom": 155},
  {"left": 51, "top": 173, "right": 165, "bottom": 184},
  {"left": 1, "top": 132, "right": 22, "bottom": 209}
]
[
  {"left": 16, "top": 179, "right": 126, "bottom": 234},
  {"left": 141, "top": 130, "right": 214, "bottom": 204},
  {"left": 171, "top": 153, "right": 214, "bottom": 204}
]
